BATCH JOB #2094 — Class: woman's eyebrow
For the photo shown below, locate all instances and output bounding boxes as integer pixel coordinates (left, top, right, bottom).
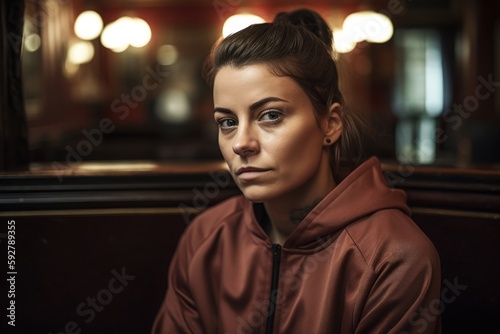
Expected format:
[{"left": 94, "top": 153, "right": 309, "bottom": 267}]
[
  {"left": 249, "top": 97, "right": 288, "bottom": 111},
  {"left": 213, "top": 107, "right": 232, "bottom": 114},
  {"left": 214, "top": 97, "right": 288, "bottom": 114}
]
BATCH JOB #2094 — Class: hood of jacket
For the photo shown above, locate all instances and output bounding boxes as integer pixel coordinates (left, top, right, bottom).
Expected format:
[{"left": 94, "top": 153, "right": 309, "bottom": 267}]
[{"left": 247, "top": 156, "right": 410, "bottom": 249}]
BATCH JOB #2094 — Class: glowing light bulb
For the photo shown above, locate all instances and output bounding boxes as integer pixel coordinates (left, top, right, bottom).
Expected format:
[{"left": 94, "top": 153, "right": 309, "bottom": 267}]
[
  {"left": 343, "top": 11, "right": 393, "bottom": 44},
  {"left": 24, "top": 33, "right": 41, "bottom": 52},
  {"left": 74, "top": 10, "right": 103, "bottom": 40},
  {"left": 222, "top": 14, "right": 265, "bottom": 38},
  {"left": 100, "top": 16, "right": 152, "bottom": 52},
  {"left": 68, "top": 41, "right": 94, "bottom": 64},
  {"left": 363, "top": 13, "right": 393, "bottom": 43},
  {"left": 101, "top": 21, "right": 127, "bottom": 51},
  {"left": 129, "top": 18, "right": 152, "bottom": 48},
  {"left": 333, "top": 29, "right": 357, "bottom": 53}
]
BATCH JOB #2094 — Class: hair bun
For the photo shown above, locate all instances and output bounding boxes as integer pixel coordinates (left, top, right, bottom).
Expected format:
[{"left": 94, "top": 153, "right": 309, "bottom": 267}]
[{"left": 274, "top": 9, "right": 333, "bottom": 53}]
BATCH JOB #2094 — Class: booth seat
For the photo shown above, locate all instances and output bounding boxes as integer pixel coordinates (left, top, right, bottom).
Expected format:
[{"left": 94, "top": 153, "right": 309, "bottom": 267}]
[{"left": 1, "top": 161, "right": 499, "bottom": 333}]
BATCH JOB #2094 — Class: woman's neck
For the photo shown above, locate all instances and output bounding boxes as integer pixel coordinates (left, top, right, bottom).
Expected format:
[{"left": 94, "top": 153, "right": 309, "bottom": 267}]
[
  {"left": 266, "top": 198, "right": 322, "bottom": 245},
  {"left": 264, "top": 174, "right": 336, "bottom": 245}
]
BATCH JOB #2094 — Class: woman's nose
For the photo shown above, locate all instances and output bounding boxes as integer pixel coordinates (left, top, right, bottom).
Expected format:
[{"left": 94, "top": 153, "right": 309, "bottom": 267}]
[{"left": 232, "top": 126, "right": 259, "bottom": 157}]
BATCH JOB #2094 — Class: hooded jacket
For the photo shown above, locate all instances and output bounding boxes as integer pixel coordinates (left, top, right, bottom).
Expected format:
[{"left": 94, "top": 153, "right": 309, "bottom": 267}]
[{"left": 153, "top": 157, "right": 441, "bottom": 334}]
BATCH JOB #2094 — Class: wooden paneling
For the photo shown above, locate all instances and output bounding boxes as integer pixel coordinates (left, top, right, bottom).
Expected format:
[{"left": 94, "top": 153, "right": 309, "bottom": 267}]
[
  {"left": 0, "top": 0, "right": 29, "bottom": 170},
  {"left": 6, "top": 213, "right": 187, "bottom": 333},
  {"left": 385, "top": 163, "right": 500, "bottom": 332},
  {"left": 1, "top": 162, "right": 499, "bottom": 332},
  {"left": 415, "top": 213, "right": 500, "bottom": 333}
]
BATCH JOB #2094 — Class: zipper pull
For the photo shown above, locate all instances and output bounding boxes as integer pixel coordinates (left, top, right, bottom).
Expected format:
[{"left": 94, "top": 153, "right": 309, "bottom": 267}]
[
  {"left": 272, "top": 244, "right": 281, "bottom": 258},
  {"left": 267, "top": 244, "right": 282, "bottom": 334}
]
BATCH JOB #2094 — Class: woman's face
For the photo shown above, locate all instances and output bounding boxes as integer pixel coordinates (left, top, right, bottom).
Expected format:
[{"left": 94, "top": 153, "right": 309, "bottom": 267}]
[{"left": 213, "top": 64, "right": 336, "bottom": 203}]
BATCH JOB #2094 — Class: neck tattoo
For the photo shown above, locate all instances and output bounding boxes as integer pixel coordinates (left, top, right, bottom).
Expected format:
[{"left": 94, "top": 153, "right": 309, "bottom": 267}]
[{"left": 289, "top": 199, "right": 321, "bottom": 225}]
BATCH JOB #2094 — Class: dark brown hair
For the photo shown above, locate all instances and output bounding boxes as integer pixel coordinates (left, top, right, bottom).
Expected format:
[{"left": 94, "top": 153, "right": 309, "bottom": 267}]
[{"left": 205, "top": 9, "right": 370, "bottom": 182}]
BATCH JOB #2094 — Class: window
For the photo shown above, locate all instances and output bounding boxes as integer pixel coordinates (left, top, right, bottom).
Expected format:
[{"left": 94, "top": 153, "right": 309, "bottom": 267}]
[{"left": 393, "top": 29, "right": 450, "bottom": 164}]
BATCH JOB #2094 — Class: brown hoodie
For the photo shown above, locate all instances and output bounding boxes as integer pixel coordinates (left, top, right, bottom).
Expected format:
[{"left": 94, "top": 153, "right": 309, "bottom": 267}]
[{"left": 153, "top": 157, "right": 441, "bottom": 333}]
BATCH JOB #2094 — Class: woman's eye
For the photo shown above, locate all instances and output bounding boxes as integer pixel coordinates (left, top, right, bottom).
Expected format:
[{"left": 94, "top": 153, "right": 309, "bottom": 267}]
[
  {"left": 217, "top": 118, "right": 237, "bottom": 129},
  {"left": 260, "top": 110, "right": 283, "bottom": 123}
]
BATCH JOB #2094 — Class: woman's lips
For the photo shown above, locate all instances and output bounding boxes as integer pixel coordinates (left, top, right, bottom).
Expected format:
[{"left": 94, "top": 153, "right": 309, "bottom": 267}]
[{"left": 235, "top": 167, "right": 270, "bottom": 181}]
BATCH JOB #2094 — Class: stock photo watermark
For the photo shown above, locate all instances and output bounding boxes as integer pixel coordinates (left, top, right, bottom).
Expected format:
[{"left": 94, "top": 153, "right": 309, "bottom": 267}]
[
  {"left": 7, "top": 0, "right": 71, "bottom": 54},
  {"left": 441, "top": 74, "right": 500, "bottom": 132},
  {"left": 400, "top": 276, "right": 468, "bottom": 334},
  {"left": 213, "top": 0, "right": 245, "bottom": 21},
  {"left": 48, "top": 267, "right": 135, "bottom": 334},
  {"left": 4, "top": 220, "right": 16, "bottom": 327},
  {"left": 385, "top": 73, "right": 500, "bottom": 187},
  {"left": 178, "top": 171, "right": 232, "bottom": 224},
  {"left": 50, "top": 65, "right": 169, "bottom": 182},
  {"left": 230, "top": 235, "right": 336, "bottom": 334}
]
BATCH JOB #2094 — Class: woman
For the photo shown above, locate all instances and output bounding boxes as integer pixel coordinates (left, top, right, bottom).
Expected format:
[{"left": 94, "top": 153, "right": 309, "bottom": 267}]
[{"left": 153, "top": 8, "right": 441, "bottom": 334}]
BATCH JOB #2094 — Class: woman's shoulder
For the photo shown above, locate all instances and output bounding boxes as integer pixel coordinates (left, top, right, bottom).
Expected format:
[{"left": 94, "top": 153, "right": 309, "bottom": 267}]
[
  {"left": 345, "top": 209, "right": 440, "bottom": 271},
  {"left": 182, "top": 194, "right": 250, "bottom": 242},
  {"left": 193, "top": 194, "right": 248, "bottom": 222}
]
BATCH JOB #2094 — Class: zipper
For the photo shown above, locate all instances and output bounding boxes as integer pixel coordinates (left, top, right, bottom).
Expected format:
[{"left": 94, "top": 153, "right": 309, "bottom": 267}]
[{"left": 266, "top": 244, "right": 282, "bottom": 334}]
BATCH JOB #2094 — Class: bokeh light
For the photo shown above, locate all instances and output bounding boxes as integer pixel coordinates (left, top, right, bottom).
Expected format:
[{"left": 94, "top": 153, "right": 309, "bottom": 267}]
[
  {"left": 343, "top": 11, "right": 393, "bottom": 44},
  {"left": 222, "top": 14, "right": 265, "bottom": 38},
  {"left": 157, "top": 45, "right": 179, "bottom": 66},
  {"left": 74, "top": 11, "right": 103, "bottom": 40},
  {"left": 24, "top": 33, "right": 41, "bottom": 52},
  {"left": 156, "top": 89, "right": 191, "bottom": 123},
  {"left": 333, "top": 29, "right": 356, "bottom": 53},
  {"left": 67, "top": 40, "right": 95, "bottom": 64},
  {"left": 101, "top": 16, "right": 152, "bottom": 52}
]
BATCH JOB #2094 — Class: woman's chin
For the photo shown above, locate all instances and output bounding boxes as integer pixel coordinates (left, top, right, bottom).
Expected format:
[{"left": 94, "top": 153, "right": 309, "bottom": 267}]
[{"left": 239, "top": 188, "right": 276, "bottom": 203}]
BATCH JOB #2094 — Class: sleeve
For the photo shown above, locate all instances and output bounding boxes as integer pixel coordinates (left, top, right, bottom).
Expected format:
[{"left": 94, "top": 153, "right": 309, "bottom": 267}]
[
  {"left": 355, "top": 237, "right": 442, "bottom": 334},
  {"left": 151, "top": 227, "right": 205, "bottom": 334}
]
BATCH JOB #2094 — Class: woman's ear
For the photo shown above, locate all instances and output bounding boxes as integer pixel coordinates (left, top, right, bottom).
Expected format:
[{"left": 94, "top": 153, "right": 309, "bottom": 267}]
[{"left": 322, "top": 103, "right": 343, "bottom": 146}]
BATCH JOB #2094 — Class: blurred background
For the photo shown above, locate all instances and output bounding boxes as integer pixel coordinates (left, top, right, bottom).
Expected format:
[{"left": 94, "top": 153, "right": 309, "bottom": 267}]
[
  {"left": 10, "top": 0, "right": 500, "bottom": 170},
  {"left": 1, "top": 1, "right": 499, "bottom": 333}
]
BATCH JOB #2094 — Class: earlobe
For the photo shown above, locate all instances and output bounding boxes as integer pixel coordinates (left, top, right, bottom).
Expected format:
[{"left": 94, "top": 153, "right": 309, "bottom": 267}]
[{"left": 323, "top": 103, "right": 343, "bottom": 146}]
